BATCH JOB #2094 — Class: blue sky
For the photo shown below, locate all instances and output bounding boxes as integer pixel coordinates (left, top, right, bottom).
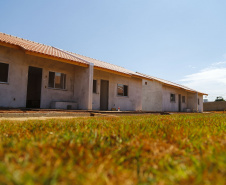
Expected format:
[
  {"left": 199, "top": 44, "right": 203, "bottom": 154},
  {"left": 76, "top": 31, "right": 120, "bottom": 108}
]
[{"left": 1, "top": 0, "right": 226, "bottom": 101}]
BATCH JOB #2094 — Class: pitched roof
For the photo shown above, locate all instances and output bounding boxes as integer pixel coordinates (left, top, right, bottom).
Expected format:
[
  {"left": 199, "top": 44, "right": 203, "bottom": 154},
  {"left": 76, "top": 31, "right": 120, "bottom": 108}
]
[
  {"left": 0, "top": 32, "right": 89, "bottom": 67},
  {"left": 0, "top": 32, "right": 206, "bottom": 95},
  {"left": 55, "top": 48, "right": 138, "bottom": 76},
  {"left": 136, "top": 72, "right": 207, "bottom": 95}
]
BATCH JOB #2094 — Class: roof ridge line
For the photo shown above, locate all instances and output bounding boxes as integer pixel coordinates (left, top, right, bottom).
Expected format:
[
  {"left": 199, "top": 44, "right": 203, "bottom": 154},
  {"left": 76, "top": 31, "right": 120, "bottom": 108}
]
[
  {"left": 67, "top": 50, "right": 128, "bottom": 69},
  {"left": 52, "top": 47, "right": 91, "bottom": 65}
]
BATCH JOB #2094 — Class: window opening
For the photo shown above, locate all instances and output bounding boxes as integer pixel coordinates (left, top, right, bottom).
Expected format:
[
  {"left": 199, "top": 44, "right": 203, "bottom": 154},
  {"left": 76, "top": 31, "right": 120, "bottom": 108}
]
[
  {"left": 170, "top": 94, "right": 176, "bottom": 102},
  {"left": 117, "top": 84, "right": 128, "bottom": 96},
  {"left": 93, "top": 80, "right": 97, "bottom": 93},
  {"left": 48, "top": 71, "right": 66, "bottom": 89},
  {"left": 0, "top": 62, "right": 9, "bottom": 83}
]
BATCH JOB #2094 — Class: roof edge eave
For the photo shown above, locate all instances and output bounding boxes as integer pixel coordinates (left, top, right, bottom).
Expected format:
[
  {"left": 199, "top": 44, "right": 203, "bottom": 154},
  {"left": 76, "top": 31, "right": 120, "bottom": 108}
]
[
  {"left": 25, "top": 50, "right": 89, "bottom": 67},
  {"left": 94, "top": 66, "right": 132, "bottom": 78},
  {"left": 0, "top": 40, "right": 89, "bottom": 68}
]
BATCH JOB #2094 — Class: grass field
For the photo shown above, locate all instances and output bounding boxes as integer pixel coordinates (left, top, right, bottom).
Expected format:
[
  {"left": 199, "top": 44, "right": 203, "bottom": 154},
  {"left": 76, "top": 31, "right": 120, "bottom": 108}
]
[{"left": 0, "top": 113, "right": 225, "bottom": 185}]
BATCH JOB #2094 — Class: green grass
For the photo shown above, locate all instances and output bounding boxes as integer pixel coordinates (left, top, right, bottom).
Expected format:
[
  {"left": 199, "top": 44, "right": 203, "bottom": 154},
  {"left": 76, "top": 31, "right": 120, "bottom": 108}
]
[{"left": 0, "top": 113, "right": 225, "bottom": 185}]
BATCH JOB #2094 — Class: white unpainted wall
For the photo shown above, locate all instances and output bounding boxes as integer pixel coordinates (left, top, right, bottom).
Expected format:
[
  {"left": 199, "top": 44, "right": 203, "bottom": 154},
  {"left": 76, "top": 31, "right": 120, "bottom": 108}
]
[
  {"left": 162, "top": 85, "right": 189, "bottom": 112},
  {"left": 0, "top": 46, "right": 91, "bottom": 109},
  {"left": 142, "top": 79, "right": 204, "bottom": 112},
  {"left": 92, "top": 69, "right": 142, "bottom": 111},
  {"left": 142, "top": 80, "right": 163, "bottom": 111}
]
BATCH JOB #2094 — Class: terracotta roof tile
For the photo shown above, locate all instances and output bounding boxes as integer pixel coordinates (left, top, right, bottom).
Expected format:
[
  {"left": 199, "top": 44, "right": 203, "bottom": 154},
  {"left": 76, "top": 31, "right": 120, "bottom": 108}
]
[
  {"left": 0, "top": 32, "right": 88, "bottom": 65},
  {"left": 0, "top": 32, "right": 207, "bottom": 95},
  {"left": 60, "top": 49, "right": 137, "bottom": 75},
  {"left": 136, "top": 72, "right": 207, "bottom": 95}
]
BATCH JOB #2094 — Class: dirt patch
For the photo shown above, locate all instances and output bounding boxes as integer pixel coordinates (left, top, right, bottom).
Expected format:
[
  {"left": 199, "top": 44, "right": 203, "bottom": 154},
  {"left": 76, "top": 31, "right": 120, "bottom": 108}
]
[
  {"left": 0, "top": 108, "right": 203, "bottom": 121},
  {"left": 0, "top": 116, "right": 80, "bottom": 121}
]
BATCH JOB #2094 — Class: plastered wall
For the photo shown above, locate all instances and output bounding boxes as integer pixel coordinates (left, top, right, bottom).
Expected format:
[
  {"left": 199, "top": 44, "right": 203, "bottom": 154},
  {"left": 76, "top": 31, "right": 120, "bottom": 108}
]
[
  {"left": 187, "top": 93, "right": 203, "bottom": 112},
  {"left": 198, "top": 94, "right": 203, "bottom": 112},
  {"left": 92, "top": 69, "right": 142, "bottom": 111},
  {"left": 0, "top": 46, "right": 27, "bottom": 108},
  {"left": 142, "top": 79, "right": 203, "bottom": 112},
  {"left": 0, "top": 45, "right": 204, "bottom": 111},
  {"left": 74, "top": 64, "right": 93, "bottom": 110},
  {"left": 142, "top": 80, "right": 163, "bottom": 111},
  {"left": 162, "top": 85, "right": 188, "bottom": 112},
  {"left": 0, "top": 46, "right": 89, "bottom": 109}
]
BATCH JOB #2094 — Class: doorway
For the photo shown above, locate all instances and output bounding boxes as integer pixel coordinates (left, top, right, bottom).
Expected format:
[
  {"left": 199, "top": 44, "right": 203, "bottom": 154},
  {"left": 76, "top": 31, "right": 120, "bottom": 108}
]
[
  {"left": 178, "top": 94, "right": 181, "bottom": 112},
  {"left": 100, "top": 80, "right": 109, "bottom": 110},
  {"left": 26, "top": 66, "right": 42, "bottom": 108}
]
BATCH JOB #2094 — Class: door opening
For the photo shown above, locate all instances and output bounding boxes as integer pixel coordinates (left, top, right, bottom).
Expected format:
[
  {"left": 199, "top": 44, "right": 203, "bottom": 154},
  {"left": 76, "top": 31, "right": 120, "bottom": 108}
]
[
  {"left": 178, "top": 94, "right": 181, "bottom": 112},
  {"left": 26, "top": 66, "right": 42, "bottom": 108},
  {"left": 100, "top": 80, "right": 109, "bottom": 110}
]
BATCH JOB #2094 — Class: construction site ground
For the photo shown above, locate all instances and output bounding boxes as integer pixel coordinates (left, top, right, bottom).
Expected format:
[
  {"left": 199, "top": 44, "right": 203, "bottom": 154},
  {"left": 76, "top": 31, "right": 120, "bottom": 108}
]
[
  {"left": 0, "top": 108, "right": 177, "bottom": 121},
  {"left": 0, "top": 108, "right": 215, "bottom": 121}
]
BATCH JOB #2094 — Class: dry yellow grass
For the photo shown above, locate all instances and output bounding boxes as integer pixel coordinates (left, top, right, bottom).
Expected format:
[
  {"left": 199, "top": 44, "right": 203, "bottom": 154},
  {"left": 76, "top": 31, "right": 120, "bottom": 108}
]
[{"left": 0, "top": 113, "right": 225, "bottom": 184}]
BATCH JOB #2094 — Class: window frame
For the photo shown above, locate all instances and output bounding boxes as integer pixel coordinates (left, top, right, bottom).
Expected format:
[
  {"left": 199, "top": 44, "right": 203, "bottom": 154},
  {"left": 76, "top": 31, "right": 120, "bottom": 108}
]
[
  {"left": 48, "top": 71, "right": 66, "bottom": 90},
  {"left": 170, "top": 93, "right": 176, "bottom": 102},
  {"left": 0, "top": 62, "right": 9, "bottom": 84},
  {"left": 117, "top": 84, "right": 128, "bottom": 97}
]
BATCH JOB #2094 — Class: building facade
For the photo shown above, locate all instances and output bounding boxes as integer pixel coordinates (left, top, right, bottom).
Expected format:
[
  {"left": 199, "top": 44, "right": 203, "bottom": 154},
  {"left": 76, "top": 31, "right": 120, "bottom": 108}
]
[
  {"left": 0, "top": 32, "right": 206, "bottom": 112},
  {"left": 141, "top": 78, "right": 204, "bottom": 112}
]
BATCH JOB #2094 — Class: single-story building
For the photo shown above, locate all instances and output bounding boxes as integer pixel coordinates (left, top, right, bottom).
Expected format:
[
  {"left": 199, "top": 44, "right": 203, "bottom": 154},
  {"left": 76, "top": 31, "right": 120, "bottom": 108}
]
[
  {"left": 0, "top": 32, "right": 207, "bottom": 112},
  {"left": 137, "top": 73, "right": 206, "bottom": 112}
]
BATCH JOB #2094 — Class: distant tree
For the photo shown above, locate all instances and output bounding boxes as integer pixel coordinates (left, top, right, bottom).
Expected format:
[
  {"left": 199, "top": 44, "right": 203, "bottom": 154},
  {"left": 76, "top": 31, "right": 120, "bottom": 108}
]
[{"left": 215, "top": 96, "right": 225, "bottom": 101}]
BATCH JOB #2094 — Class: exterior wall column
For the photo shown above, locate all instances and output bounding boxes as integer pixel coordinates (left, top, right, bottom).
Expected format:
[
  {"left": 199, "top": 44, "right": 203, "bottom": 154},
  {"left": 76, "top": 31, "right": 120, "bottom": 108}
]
[
  {"left": 195, "top": 92, "right": 198, "bottom": 112},
  {"left": 73, "top": 63, "right": 93, "bottom": 110},
  {"left": 87, "top": 63, "right": 94, "bottom": 110}
]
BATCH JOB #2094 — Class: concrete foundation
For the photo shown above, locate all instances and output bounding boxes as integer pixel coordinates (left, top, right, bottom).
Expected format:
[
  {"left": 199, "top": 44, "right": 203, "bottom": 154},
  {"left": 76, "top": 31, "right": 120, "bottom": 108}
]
[{"left": 50, "top": 102, "right": 78, "bottom": 110}]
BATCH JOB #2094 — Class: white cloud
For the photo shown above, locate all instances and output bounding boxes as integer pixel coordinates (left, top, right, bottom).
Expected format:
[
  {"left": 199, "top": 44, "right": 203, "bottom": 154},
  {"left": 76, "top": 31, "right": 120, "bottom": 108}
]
[
  {"left": 180, "top": 62, "right": 226, "bottom": 101},
  {"left": 187, "top": 65, "right": 196, "bottom": 69},
  {"left": 211, "top": 61, "right": 226, "bottom": 66}
]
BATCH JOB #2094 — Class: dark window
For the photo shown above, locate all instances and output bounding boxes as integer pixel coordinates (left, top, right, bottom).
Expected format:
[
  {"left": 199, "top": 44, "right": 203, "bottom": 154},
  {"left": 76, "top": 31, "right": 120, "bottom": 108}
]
[
  {"left": 48, "top": 71, "right": 66, "bottom": 89},
  {"left": 48, "top": 72, "right": 55, "bottom": 88},
  {"left": 93, "top": 80, "right": 97, "bottom": 93},
  {"left": 145, "top": 82, "right": 147, "bottom": 85},
  {"left": 170, "top": 94, "right": 176, "bottom": 102},
  {"left": 198, "top": 98, "right": 200, "bottom": 105},
  {"left": 182, "top": 96, "right": 186, "bottom": 103},
  {"left": 117, "top": 84, "right": 128, "bottom": 96},
  {"left": 0, "top": 62, "right": 9, "bottom": 83}
]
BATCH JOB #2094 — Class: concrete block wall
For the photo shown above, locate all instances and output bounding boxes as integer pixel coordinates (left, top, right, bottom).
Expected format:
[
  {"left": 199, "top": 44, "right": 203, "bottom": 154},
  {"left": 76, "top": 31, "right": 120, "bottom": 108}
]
[{"left": 204, "top": 101, "right": 226, "bottom": 111}]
